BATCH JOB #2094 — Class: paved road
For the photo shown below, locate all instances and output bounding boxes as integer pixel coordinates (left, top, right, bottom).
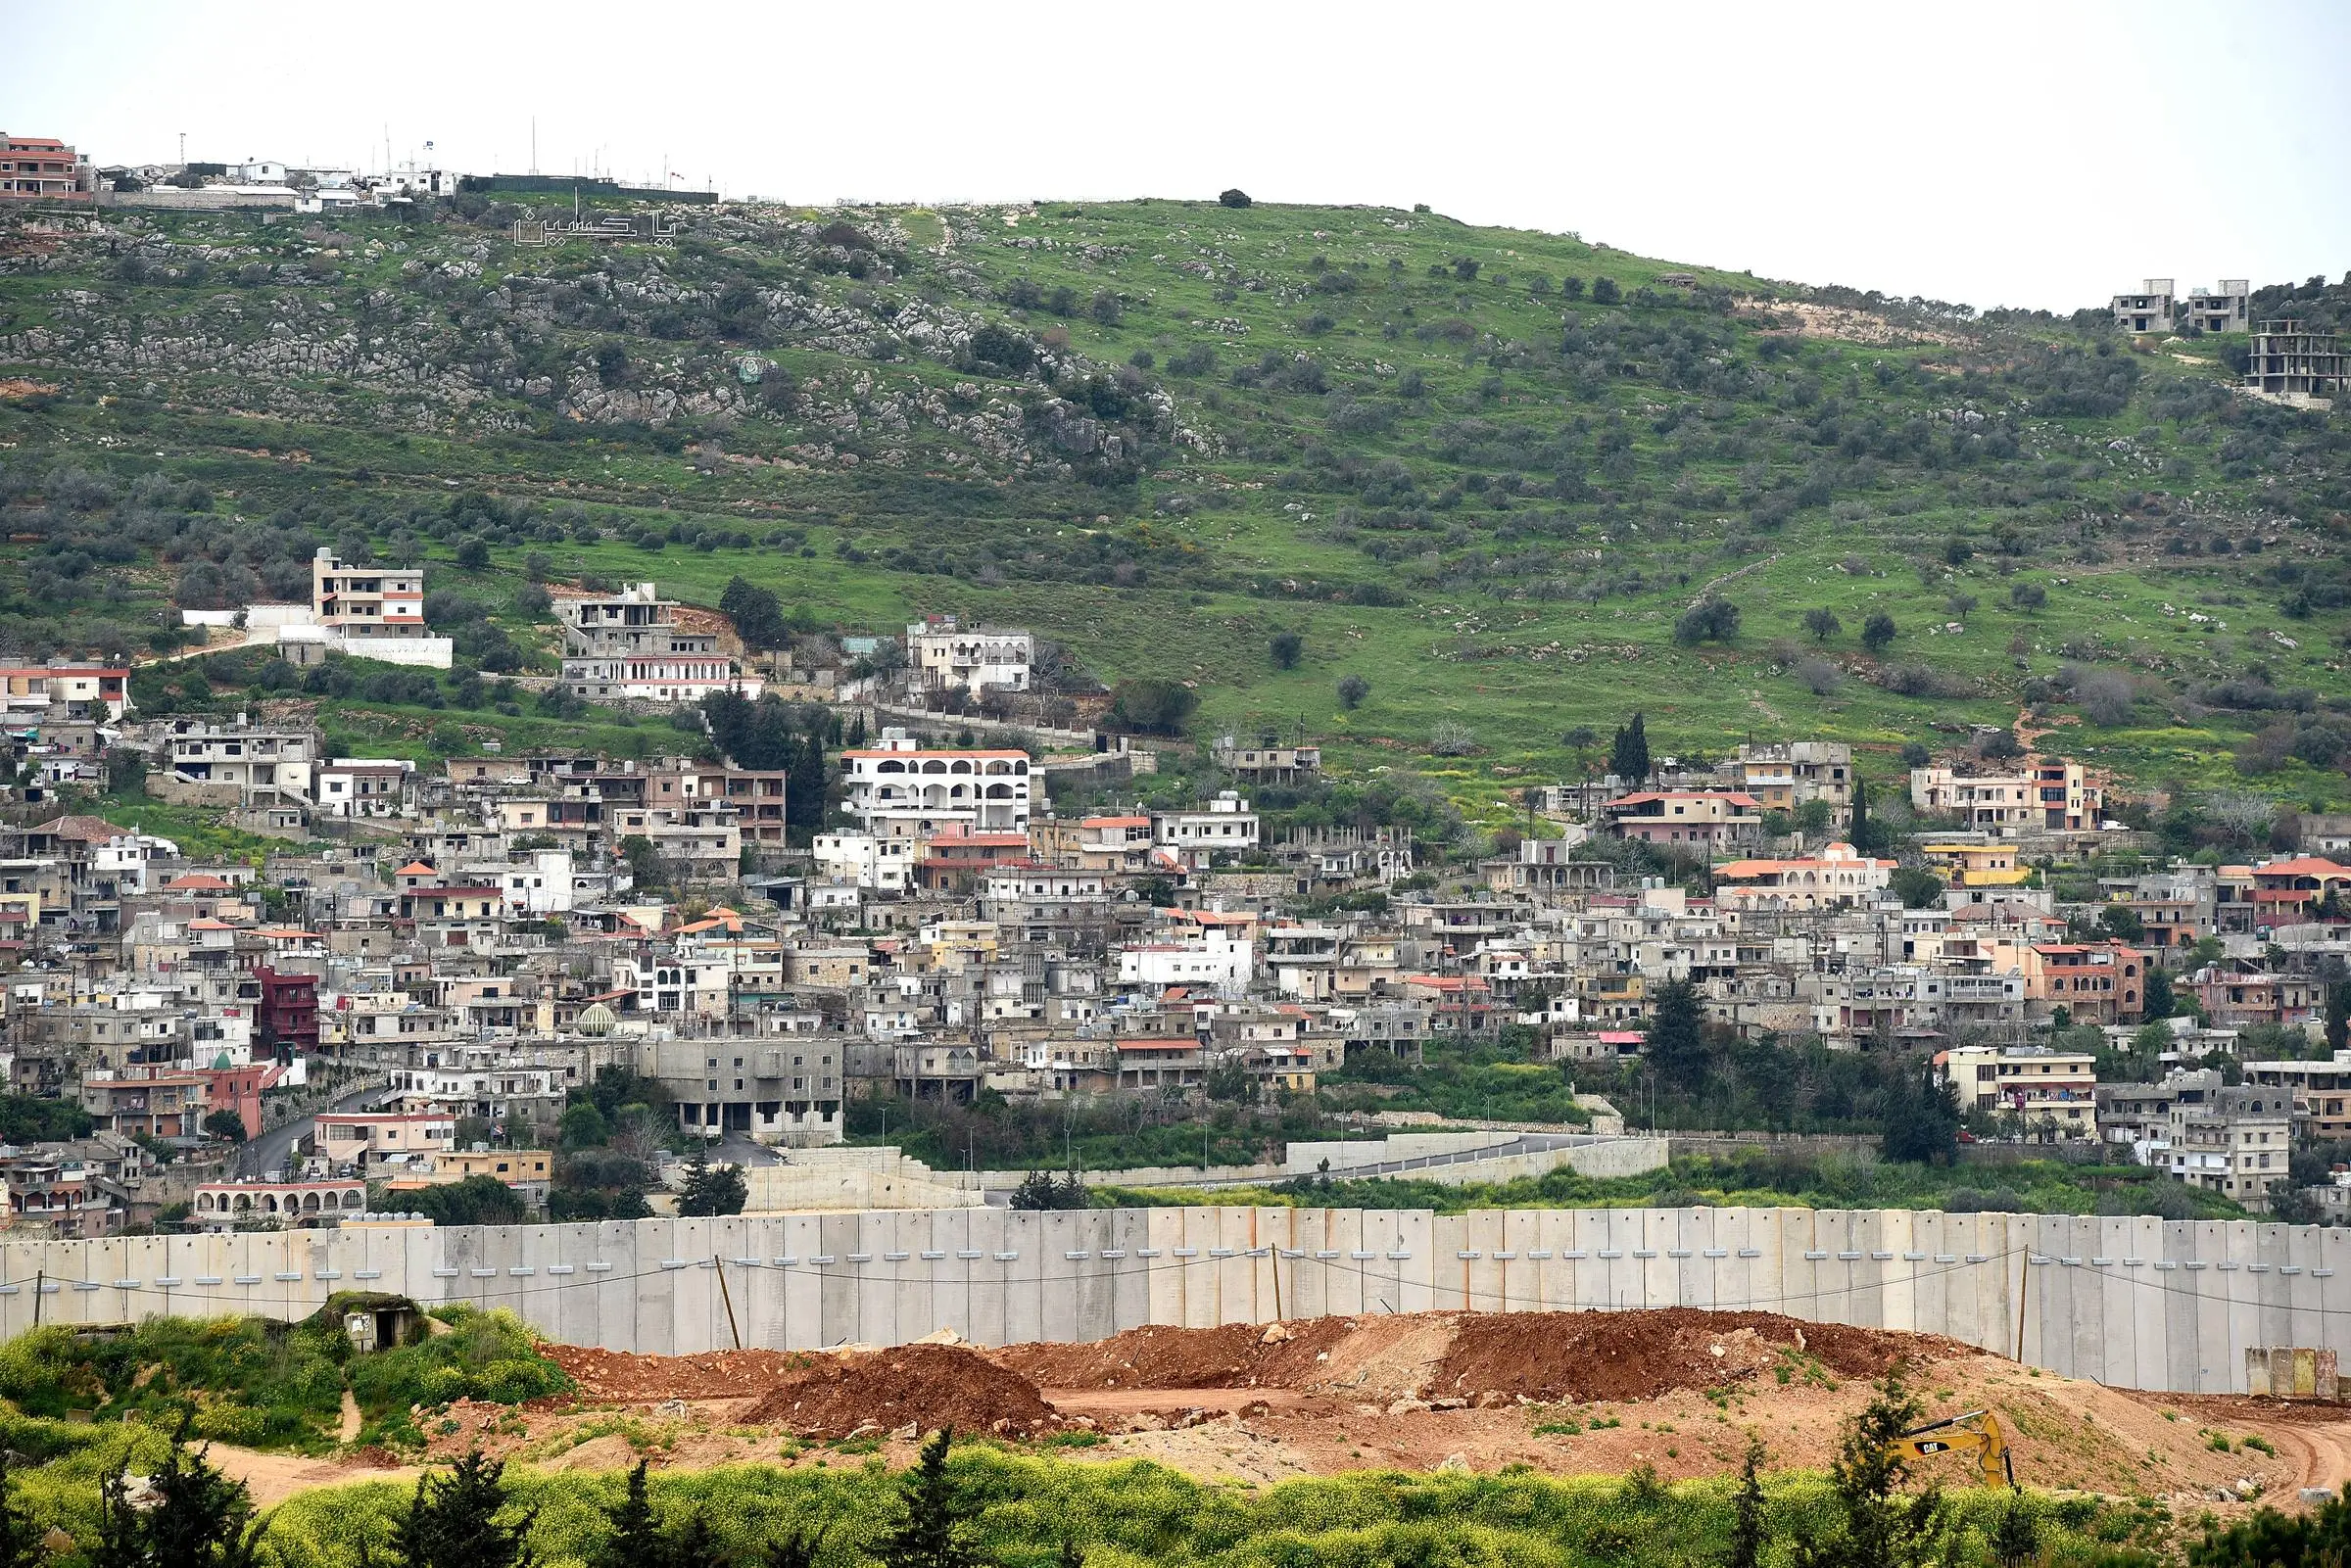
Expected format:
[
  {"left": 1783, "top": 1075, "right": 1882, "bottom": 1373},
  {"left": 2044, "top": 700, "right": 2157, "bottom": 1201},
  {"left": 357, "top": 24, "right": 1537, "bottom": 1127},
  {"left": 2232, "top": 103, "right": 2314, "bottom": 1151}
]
[
  {"left": 240, "top": 1079, "right": 393, "bottom": 1179},
  {"left": 971, "top": 1131, "right": 1630, "bottom": 1203},
  {"left": 1175, "top": 1130, "right": 1610, "bottom": 1191}
]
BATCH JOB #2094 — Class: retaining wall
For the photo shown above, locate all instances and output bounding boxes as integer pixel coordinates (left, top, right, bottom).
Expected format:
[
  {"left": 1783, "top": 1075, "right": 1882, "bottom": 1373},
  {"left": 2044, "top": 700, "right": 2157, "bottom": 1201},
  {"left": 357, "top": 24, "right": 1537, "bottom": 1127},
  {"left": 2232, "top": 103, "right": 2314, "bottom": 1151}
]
[{"left": 4, "top": 1208, "right": 2345, "bottom": 1395}]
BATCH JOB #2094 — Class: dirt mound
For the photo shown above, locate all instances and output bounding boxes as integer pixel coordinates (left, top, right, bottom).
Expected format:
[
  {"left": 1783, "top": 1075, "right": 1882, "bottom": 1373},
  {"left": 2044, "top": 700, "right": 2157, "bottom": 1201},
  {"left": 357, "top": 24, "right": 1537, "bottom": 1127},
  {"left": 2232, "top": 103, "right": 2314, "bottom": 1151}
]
[
  {"left": 734, "top": 1345, "right": 1060, "bottom": 1439},
  {"left": 996, "top": 1317, "right": 1367, "bottom": 1391},
  {"left": 1434, "top": 1309, "right": 1962, "bottom": 1403},
  {"left": 1001, "top": 1309, "right": 1964, "bottom": 1407},
  {"left": 548, "top": 1345, "right": 811, "bottom": 1401}
]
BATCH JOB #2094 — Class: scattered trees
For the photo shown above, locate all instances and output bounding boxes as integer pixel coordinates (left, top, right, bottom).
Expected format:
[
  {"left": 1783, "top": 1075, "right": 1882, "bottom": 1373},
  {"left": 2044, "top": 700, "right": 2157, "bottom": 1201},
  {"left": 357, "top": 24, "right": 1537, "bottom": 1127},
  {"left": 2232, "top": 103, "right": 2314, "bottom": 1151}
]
[
  {"left": 1880, "top": 1062, "right": 1962, "bottom": 1165},
  {"left": 1645, "top": 979, "right": 1709, "bottom": 1095},
  {"left": 1860, "top": 612, "right": 1897, "bottom": 654},
  {"left": 1802, "top": 608, "right": 1842, "bottom": 641},
  {"left": 1009, "top": 1169, "right": 1091, "bottom": 1211},
  {"left": 1269, "top": 631, "right": 1303, "bottom": 669},
  {"left": 1219, "top": 189, "right": 1251, "bottom": 209},
  {"left": 1335, "top": 674, "right": 1370, "bottom": 710},
  {"left": 1799, "top": 1372, "right": 1943, "bottom": 1568},
  {"left": 94, "top": 1434, "right": 266, "bottom": 1568}
]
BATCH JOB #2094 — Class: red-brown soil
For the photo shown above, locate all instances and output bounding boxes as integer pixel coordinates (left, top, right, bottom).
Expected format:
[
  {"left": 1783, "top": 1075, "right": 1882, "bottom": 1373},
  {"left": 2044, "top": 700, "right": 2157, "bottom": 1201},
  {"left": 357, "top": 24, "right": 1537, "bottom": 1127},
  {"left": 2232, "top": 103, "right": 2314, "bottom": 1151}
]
[{"left": 548, "top": 1341, "right": 1060, "bottom": 1439}]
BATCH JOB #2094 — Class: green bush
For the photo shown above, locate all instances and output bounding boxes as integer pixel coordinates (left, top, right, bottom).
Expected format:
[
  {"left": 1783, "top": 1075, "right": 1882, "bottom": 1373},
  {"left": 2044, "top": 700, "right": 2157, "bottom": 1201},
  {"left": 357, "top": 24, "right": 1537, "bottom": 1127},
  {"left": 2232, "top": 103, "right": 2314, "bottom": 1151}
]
[
  {"left": 0, "top": 1307, "right": 569, "bottom": 1456},
  {"left": 347, "top": 1307, "right": 573, "bottom": 1445},
  {"left": 235, "top": 1451, "right": 2130, "bottom": 1568}
]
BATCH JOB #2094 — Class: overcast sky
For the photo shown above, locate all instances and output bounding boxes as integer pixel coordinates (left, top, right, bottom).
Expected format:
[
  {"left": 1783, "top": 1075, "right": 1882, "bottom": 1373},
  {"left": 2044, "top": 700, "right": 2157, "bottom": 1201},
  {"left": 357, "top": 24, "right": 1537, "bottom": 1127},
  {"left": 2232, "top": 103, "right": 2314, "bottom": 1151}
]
[{"left": 8, "top": 0, "right": 2345, "bottom": 311}]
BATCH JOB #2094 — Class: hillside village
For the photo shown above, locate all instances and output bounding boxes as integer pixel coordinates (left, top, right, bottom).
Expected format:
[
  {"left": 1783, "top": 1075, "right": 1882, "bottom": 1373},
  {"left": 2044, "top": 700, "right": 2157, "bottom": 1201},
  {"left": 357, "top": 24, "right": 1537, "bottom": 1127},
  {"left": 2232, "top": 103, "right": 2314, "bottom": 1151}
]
[
  {"left": 11, "top": 36, "right": 2351, "bottom": 1561},
  {"left": 1, "top": 127, "right": 2350, "bottom": 1250},
  {"left": 9, "top": 547, "right": 2351, "bottom": 1236}
]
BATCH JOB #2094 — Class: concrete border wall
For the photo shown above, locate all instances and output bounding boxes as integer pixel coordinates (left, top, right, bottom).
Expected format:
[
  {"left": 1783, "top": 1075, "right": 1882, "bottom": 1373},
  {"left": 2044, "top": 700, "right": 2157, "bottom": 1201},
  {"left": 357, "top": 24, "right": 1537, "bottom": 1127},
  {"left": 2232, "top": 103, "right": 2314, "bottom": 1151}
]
[{"left": 5, "top": 1208, "right": 2347, "bottom": 1395}]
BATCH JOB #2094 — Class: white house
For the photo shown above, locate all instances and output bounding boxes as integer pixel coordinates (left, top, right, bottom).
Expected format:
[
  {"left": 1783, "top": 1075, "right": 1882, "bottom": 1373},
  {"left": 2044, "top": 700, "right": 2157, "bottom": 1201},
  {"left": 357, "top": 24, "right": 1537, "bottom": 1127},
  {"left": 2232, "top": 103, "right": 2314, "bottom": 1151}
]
[
  {"left": 906, "top": 614, "right": 1033, "bottom": 699},
  {"left": 840, "top": 729, "right": 1032, "bottom": 840},
  {"left": 315, "top": 758, "right": 415, "bottom": 819},
  {"left": 1117, "top": 929, "right": 1255, "bottom": 988},
  {"left": 94, "top": 832, "right": 181, "bottom": 895},
  {"left": 1153, "top": 792, "right": 1261, "bottom": 865},
  {"left": 812, "top": 831, "right": 916, "bottom": 893}
]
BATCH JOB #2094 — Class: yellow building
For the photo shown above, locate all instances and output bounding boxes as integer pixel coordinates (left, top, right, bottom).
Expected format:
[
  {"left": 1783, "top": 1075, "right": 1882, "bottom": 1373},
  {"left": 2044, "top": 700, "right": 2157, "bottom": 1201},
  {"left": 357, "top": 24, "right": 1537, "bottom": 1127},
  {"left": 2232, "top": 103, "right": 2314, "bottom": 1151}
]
[{"left": 1921, "top": 842, "right": 2030, "bottom": 887}]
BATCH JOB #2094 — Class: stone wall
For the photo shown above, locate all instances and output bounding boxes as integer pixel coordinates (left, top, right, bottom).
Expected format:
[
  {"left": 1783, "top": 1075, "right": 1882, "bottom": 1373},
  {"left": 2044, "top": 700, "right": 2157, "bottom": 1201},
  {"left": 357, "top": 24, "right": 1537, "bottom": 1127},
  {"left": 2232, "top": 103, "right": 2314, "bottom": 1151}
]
[{"left": 5, "top": 1208, "right": 2345, "bottom": 1395}]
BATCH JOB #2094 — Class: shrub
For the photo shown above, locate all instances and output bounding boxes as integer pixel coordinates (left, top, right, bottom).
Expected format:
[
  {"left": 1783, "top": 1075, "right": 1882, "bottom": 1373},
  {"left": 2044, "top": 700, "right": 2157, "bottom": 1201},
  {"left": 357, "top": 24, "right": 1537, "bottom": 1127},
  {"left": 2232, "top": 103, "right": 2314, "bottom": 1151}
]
[
  {"left": 1219, "top": 188, "right": 1251, "bottom": 208},
  {"left": 1336, "top": 674, "right": 1369, "bottom": 710},
  {"left": 1877, "top": 664, "right": 1969, "bottom": 699},
  {"left": 1793, "top": 657, "right": 1844, "bottom": 695},
  {"left": 1429, "top": 721, "right": 1477, "bottom": 756},
  {"left": 1673, "top": 597, "right": 1741, "bottom": 644}
]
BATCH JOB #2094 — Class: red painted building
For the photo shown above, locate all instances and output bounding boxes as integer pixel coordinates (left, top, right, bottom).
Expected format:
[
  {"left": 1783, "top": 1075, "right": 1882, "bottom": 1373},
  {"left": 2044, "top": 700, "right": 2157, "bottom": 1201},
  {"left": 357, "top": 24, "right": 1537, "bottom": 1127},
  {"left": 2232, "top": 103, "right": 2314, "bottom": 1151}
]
[
  {"left": 251, "top": 965, "right": 320, "bottom": 1053},
  {"left": 0, "top": 134, "right": 93, "bottom": 203}
]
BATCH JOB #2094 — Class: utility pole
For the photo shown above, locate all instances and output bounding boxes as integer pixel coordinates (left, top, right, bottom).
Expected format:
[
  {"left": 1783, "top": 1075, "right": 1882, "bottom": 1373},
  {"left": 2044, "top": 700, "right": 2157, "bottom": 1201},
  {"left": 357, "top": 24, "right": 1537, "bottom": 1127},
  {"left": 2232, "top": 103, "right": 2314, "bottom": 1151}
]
[{"left": 31, "top": 1270, "right": 43, "bottom": 1327}]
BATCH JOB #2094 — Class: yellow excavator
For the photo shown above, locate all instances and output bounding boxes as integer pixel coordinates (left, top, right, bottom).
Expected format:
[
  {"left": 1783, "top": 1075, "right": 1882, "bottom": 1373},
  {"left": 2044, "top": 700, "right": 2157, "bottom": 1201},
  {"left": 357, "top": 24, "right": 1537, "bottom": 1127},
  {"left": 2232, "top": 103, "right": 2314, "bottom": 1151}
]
[{"left": 1886, "top": 1409, "right": 2017, "bottom": 1490}]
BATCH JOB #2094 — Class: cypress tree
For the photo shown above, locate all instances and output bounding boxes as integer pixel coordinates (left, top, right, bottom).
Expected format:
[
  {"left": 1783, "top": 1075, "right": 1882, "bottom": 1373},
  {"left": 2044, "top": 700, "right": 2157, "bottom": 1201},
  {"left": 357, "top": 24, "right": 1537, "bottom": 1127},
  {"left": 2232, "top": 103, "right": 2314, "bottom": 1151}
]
[
  {"left": 393, "top": 1453, "right": 537, "bottom": 1568},
  {"left": 597, "top": 1462, "right": 658, "bottom": 1568},
  {"left": 1726, "top": 1432, "right": 1768, "bottom": 1568},
  {"left": 875, "top": 1429, "right": 980, "bottom": 1568}
]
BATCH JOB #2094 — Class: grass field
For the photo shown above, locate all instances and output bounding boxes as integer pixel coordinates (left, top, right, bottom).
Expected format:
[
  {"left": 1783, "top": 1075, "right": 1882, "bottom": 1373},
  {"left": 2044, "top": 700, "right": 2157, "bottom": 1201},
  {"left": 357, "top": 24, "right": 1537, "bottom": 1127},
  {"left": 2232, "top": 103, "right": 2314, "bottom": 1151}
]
[{"left": 4, "top": 196, "right": 2347, "bottom": 829}]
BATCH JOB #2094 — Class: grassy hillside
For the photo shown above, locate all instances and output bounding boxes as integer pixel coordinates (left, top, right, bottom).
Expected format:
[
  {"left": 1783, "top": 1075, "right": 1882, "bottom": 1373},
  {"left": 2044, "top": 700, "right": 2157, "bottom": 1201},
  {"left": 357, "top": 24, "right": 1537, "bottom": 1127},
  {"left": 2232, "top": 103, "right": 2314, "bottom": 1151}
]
[{"left": 4, "top": 196, "right": 2348, "bottom": 827}]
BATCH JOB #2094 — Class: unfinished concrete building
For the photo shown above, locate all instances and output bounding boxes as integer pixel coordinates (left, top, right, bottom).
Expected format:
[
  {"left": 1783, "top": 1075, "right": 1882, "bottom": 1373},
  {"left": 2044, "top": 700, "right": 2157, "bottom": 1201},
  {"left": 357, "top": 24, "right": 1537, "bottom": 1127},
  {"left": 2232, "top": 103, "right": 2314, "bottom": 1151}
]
[
  {"left": 2244, "top": 319, "right": 2347, "bottom": 409},
  {"left": 2183, "top": 280, "right": 2250, "bottom": 334},
  {"left": 2111, "top": 279, "right": 2175, "bottom": 335}
]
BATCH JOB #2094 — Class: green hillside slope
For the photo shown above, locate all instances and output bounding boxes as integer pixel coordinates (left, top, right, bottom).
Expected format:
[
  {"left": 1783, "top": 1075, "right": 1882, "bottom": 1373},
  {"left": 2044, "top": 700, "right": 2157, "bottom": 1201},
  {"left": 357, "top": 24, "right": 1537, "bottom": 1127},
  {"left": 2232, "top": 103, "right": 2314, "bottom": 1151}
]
[{"left": 2, "top": 196, "right": 2347, "bottom": 824}]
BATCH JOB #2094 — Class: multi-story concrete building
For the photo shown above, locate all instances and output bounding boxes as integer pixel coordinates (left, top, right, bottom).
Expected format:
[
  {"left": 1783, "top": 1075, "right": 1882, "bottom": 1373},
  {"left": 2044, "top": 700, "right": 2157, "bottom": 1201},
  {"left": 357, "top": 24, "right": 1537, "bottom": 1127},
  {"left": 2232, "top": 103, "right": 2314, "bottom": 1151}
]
[
  {"left": 840, "top": 730, "right": 1032, "bottom": 840},
  {"left": 313, "top": 1110, "right": 456, "bottom": 1168},
  {"left": 312, "top": 548, "right": 429, "bottom": 650},
  {"left": 640, "top": 1037, "right": 842, "bottom": 1145},
  {"left": 1211, "top": 736, "right": 1322, "bottom": 786},
  {"left": 1909, "top": 758, "right": 2102, "bottom": 835},
  {"left": 2194, "top": 968, "right": 2325, "bottom": 1030},
  {"left": 2241, "top": 1049, "right": 2351, "bottom": 1142},
  {"left": 150, "top": 717, "right": 318, "bottom": 811},
  {"left": 0, "top": 663, "right": 131, "bottom": 722},
  {"left": 1154, "top": 792, "right": 1261, "bottom": 867},
  {"left": 2182, "top": 280, "right": 2250, "bottom": 335},
  {"left": 2244, "top": 319, "right": 2346, "bottom": 408},
  {"left": 2111, "top": 278, "right": 2176, "bottom": 335},
  {"left": 560, "top": 583, "right": 759, "bottom": 704},
  {"left": 1723, "top": 740, "right": 1852, "bottom": 823},
  {"left": 1935, "top": 1043, "right": 2098, "bottom": 1141},
  {"left": 0, "top": 133, "right": 94, "bottom": 204},
  {"left": 1601, "top": 790, "right": 1763, "bottom": 849},
  {"left": 905, "top": 615, "right": 1032, "bottom": 699},
  {"left": 2169, "top": 1085, "right": 2291, "bottom": 1212},
  {"left": 1711, "top": 842, "right": 1895, "bottom": 913}
]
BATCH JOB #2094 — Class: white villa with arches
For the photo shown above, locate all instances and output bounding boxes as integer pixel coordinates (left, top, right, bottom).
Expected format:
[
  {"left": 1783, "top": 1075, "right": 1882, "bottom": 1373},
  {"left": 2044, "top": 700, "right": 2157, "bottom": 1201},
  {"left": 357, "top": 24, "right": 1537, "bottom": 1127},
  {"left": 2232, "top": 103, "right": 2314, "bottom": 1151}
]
[
  {"left": 839, "top": 729, "right": 1032, "bottom": 841},
  {"left": 193, "top": 1177, "right": 367, "bottom": 1228}
]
